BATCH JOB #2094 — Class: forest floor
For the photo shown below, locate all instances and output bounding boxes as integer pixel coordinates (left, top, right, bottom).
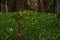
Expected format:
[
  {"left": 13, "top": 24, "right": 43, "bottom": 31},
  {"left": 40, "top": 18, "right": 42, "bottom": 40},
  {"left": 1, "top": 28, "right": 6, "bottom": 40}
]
[{"left": 0, "top": 11, "right": 60, "bottom": 40}]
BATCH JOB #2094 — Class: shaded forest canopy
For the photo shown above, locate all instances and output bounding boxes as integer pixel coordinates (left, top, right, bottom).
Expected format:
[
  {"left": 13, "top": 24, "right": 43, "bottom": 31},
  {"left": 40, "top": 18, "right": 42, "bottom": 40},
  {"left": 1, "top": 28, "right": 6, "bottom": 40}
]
[{"left": 0, "top": 0, "right": 57, "bottom": 13}]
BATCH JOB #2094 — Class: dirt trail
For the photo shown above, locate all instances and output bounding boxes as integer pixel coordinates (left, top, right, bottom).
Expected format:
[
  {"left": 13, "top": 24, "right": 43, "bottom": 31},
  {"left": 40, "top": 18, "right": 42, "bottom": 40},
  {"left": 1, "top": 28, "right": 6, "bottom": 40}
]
[{"left": 16, "top": 20, "right": 25, "bottom": 40}]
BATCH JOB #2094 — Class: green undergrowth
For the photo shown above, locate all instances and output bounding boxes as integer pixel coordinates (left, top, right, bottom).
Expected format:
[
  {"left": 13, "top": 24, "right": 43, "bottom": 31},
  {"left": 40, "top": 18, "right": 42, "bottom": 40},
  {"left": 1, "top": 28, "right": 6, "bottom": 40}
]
[
  {"left": 0, "top": 11, "right": 60, "bottom": 40},
  {"left": 0, "top": 12, "right": 18, "bottom": 40}
]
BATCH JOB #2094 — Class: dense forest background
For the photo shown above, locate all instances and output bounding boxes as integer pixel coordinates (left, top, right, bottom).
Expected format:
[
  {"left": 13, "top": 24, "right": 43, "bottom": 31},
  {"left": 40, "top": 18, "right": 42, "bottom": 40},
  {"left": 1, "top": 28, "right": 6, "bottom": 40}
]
[{"left": 0, "top": 0, "right": 56, "bottom": 13}]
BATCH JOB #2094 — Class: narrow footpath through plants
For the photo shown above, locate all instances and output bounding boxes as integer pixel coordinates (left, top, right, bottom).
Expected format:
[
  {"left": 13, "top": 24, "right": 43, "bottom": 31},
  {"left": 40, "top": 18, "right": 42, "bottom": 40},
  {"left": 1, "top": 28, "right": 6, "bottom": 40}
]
[{"left": 16, "top": 20, "right": 25, "bottom": 40}]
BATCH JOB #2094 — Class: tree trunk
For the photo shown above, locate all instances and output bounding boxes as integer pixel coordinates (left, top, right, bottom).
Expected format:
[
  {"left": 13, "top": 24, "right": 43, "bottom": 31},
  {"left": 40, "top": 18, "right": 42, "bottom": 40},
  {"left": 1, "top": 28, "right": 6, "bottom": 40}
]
[
  {"left": 8, "top": 0, "right": 17, "bottom": 12},
  {"left": 5, "top": 0, "right": 8, "bottom": 12},
  {"left": 0, "top": 0, "right": 5, "bottom": 12},
  {"left": 40, "top": 0, "right": 45, "bottom": 12},
  {"left": 34, "top": 0, "right": 39, "bottom": 11},
  {"left": 24, "top": 0, "right": 29, "bottom": 10},
  {"left": 57, "top": 0, "right": 60, "bottom": 18},
  {"left": 1, "top": 3, "right": 6, "bottom": 12},
  {"left": 16, "top": 0, "right": 24, "bottom": 11},
  {"left": 28, "top": 0, "right": 39, "bottom": 11},
  {"left": 0, "top": 0, "right": 8, "bottom": 12},
  {"left": 0, "top": 1, "right": 1, "bottom": 11}
]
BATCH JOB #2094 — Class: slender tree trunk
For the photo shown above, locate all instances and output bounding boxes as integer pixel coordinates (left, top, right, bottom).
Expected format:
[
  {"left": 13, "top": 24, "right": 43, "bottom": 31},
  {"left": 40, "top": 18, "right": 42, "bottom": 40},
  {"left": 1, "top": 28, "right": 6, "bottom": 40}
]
[
  {"left": 0, "top": 1, "right": 1, "bottom": 11},
  {"left": 24, "top": 0, "right": 29, "bottom": 10},
  {"left": 1, "top": 3, "right": 6, "bottom": 12},
  {"left": 27, "top": 0, "right": 31, "bottom": 10},
  {"left": 40, "top": 0, "right": 45, "bottom": 12},
  {"left": 8, "top": 0, "right": 16, "bottom": 12},
  {"left": 34, "top": 0, "right": 39, "bottom": 11},
  {"left": 57, "top": 0, "right": 60, "bottom": 18},
  {"left": 16, "top": 0, "right": 24, "bottom": 11},
  {"left": 1, "top": 0, "right": 5, "bottom": 12},
  {"left": 0, "top": 0, "right": 8, "bottom": 12},
  {"left": 5, "top": 0, "right": 8, "bottom": 12},
  {"left": 28, "top": 0, "right": 39, "bottom": 11}
]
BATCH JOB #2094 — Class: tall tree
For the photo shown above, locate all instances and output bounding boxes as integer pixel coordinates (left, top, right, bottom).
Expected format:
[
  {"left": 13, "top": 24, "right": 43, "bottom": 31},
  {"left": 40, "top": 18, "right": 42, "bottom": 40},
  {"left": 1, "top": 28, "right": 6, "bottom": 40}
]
[
  {"left": 8, "top": 0, "right": 17, "bottom": 12},
  {"left": 0, "top": 1, "right": 1, "bottom": 11},
  {"left": 1, "top": 0, "right": 5, "bottom": 12},
  {"left": 16, "top": 0, "right": 24, "bottom": 11},
  {"left": 5, "top": 0, "right": 8, "bottom": 12},
  {"left": 47, "top": 0, "right": 56, "bottom": 13},
  {"left": 0, "top": 0, "right": 8, "bottom": 12},
  {"left": 39, "top": 0, "right": 45, "bottom": 12},
  {"left": 57, "top": 0, "right": 60, "bottom": 18},
  {"left": 27, "top": 0, "right": 39, "bottom": 11},
  {"left": 24, "top": 0, "right": 29, "bottom": 10}
]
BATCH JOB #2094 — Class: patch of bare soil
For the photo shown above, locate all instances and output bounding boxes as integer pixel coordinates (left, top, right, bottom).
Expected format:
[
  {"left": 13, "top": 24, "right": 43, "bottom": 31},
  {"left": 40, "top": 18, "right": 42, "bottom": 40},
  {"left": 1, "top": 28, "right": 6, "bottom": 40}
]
[{"left": 16, "top": 20, "right": 25, "bottom": 40}]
